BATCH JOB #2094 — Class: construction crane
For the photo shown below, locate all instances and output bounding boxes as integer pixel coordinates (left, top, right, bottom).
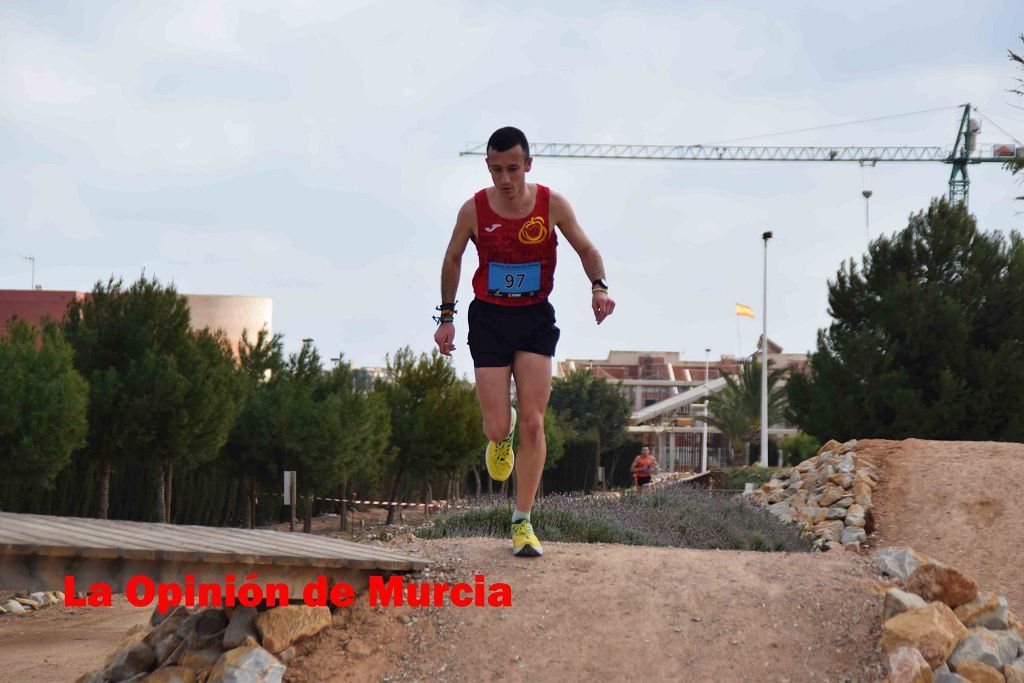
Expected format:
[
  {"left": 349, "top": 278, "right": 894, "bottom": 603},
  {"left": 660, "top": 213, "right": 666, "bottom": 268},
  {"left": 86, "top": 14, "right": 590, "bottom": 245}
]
[{"left": 461, "top": 104, "right": 1020, "bottom": 208}]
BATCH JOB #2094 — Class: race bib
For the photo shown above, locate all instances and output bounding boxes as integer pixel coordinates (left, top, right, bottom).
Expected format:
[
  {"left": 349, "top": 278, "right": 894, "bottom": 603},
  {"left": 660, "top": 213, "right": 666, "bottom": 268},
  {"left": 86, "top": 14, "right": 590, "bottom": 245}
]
[{"left": 488, "top": 261, "right": 541, "bottom": 298}]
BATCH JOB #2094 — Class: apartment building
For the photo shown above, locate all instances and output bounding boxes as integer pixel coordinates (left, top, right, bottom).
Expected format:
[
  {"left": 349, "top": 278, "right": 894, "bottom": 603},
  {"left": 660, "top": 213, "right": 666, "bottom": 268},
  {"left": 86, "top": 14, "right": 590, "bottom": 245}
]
[{"left": 558, "top": 340, "right": 807, "bottom": 471}]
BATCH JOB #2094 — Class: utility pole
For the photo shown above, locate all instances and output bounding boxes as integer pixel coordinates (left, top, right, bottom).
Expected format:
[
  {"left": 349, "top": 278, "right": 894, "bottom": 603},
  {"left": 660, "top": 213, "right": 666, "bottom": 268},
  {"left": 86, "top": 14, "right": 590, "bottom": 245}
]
[
  {"left": 702, "top": 347, "right": 710, "bottom": 473},
  {"left": 760, "top": 232, "right": 772, "bottom": 468},
  {"left": 862, "top": 189, "right": 872, "bottom": 241}
]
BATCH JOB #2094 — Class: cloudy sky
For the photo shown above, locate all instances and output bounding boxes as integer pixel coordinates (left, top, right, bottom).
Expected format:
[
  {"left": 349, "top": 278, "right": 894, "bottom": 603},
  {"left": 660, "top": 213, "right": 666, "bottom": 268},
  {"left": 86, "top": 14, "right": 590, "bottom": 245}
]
[{"left": 3, "top": 1, "right": 1023, "bottom": 379}]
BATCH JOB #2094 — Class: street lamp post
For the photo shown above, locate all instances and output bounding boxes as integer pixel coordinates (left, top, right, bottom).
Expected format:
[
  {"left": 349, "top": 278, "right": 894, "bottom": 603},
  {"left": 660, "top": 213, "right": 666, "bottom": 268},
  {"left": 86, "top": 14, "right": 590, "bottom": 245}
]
[
  {"left": 760, "top": 231, "right": 772, "bottom": 467},
  {"left": 702, "top": 348, "right": 710, "bottom": 473},
  {"left": 23, "top": 256, "right": 35, "bottom": 290}
]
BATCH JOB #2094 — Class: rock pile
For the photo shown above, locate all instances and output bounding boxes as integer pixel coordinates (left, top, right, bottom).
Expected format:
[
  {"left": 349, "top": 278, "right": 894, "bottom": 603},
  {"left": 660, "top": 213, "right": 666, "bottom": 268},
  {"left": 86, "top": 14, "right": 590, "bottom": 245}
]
[
  {"left": 1, "top": 590, "right": 65, "bottom": 615},
  {"left": 76, "top": 602, "right": 333, "bottom": 683},
  {"left": 874, "top": 547, "right": 1024, "bottom": 682},
  {"left": 747, "top": 438, "right": 879, "bottom": 552}
]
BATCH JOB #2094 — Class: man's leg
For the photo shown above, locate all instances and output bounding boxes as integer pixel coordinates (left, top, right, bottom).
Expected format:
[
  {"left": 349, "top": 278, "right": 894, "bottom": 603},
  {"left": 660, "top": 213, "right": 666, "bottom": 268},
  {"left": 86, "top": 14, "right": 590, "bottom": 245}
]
[
  {"left": 510, "top": 351, "right": 552, "bottom": 515},
  {"left": 475, "top": 365, "right": 513, "bottom": 442}
]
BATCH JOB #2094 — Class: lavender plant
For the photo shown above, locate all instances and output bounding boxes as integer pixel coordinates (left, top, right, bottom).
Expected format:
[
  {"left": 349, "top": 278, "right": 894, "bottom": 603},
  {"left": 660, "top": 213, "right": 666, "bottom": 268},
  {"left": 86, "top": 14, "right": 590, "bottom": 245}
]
[{"left": 418, "top": 482, "right": 808, "bottom": 552}]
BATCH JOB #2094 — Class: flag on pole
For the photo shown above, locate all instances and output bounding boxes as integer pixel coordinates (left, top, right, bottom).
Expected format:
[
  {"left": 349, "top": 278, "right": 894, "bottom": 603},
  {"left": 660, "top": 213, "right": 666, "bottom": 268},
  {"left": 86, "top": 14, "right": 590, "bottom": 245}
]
[{"left": 735, "top": 303, "right": 755, "bottom": 318}]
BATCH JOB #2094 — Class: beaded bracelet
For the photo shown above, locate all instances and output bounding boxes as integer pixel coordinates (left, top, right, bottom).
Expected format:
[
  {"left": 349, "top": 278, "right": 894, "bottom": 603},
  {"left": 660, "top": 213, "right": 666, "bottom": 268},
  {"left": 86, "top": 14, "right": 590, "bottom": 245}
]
[{"left": 433, "top": 301, "right": 458, "bottom": 325}]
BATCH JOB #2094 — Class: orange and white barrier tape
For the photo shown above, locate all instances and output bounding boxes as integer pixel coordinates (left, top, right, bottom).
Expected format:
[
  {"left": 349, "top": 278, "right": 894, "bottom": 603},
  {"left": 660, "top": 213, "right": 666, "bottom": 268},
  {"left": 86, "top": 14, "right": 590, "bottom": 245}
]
[{"left": 268, "top": 492, "right": 475, "bottom": 511}]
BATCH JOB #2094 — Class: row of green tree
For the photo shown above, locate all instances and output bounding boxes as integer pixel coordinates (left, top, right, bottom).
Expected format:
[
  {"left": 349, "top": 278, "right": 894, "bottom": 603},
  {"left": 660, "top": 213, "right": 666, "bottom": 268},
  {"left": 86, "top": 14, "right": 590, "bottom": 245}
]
[
  {"left": 787, "top": 198, "right": 1024, "bottom": 442},
  {"left": 0, "top": 277, "right": 633, "bottom": 525}
]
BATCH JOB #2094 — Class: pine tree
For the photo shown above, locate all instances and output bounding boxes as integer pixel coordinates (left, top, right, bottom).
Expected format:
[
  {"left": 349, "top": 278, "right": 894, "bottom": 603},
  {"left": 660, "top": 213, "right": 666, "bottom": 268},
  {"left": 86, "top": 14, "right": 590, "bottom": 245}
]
[{"left": 788, "top": 198, "right": 1024, "bottom": 441}]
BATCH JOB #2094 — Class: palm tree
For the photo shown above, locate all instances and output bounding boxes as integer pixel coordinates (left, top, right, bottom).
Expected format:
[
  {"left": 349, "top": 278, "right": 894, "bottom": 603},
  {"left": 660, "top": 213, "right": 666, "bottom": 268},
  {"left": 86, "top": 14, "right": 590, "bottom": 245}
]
[{"left": 695, "top": 360, "right": 788, "bottom": 464}]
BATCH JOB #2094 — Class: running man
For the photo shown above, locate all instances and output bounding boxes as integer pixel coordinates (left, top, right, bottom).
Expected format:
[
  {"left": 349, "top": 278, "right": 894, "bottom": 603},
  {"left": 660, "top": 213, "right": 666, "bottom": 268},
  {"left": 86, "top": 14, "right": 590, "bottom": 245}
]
[
  {"left": 433, "top": 126, "right": 616, "bottom": 557},
  {"left": 631, "top": 446, "right": 659, "bottom": 492}
]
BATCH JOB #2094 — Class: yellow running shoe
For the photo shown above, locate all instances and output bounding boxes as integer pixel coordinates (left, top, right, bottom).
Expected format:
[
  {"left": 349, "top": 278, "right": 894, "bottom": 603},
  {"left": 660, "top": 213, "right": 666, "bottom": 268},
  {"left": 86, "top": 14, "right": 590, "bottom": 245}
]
[
  {"left": 485, "top": 407, "right": 516, "bottom": 481},
  {"left": 512, "top": 519, "right": 543, "bottom": 557}
]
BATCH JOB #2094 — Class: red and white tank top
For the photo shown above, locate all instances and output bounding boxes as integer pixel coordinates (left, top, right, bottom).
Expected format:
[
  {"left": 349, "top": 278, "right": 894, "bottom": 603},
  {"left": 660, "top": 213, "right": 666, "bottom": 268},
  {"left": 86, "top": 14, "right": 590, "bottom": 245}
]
[{"left": 470, "top": 184, "right": 558, "bottom": 306}]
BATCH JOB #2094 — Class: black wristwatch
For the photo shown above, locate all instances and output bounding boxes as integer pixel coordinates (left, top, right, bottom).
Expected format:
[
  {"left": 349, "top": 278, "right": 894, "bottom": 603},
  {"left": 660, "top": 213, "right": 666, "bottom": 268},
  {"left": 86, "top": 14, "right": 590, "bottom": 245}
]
[{"left": 591, "top": 278, "right": 608, "bottom": 291}]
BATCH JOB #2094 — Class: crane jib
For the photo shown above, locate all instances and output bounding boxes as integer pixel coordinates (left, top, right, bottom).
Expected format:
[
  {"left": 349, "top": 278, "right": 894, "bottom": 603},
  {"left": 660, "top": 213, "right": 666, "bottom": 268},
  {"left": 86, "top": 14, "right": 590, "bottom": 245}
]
[{"left": 461, "top": 143, "right": 1015, "bottom": 164}]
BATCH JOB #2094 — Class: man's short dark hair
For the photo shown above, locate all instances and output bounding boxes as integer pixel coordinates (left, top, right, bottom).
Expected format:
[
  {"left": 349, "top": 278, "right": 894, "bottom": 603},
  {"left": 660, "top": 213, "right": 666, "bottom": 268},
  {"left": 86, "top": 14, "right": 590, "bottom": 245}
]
[{"left": 487, "top": 126, "right": 530, "bottom": 158}]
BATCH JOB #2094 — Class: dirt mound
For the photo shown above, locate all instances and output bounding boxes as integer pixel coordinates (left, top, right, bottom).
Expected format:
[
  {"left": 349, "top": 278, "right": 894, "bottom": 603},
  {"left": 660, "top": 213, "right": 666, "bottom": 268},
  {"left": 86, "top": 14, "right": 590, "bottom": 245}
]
[
  {"left": 284, "top": 537, "right": 886, "bottom": 682},
  {"left": 863, "top": 438, "right": 1024, "bottom": 613},
  {"left": 14, "top": 438, "right": 1020, "bottom": 682}
]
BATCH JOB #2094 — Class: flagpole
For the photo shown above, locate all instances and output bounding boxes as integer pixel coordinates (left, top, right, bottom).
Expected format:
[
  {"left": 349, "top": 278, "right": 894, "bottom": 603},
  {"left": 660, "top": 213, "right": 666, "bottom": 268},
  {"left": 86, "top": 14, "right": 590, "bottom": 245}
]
[{"left": 735, "top": 315, "right": 742, "bottom": 357}]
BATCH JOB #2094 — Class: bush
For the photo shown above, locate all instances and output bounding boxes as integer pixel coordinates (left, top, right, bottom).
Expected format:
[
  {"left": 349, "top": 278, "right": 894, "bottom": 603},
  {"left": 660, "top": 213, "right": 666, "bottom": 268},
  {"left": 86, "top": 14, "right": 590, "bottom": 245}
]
[
  {"left": 779, "top": 433, "right": 819, "bottom": 466},
  {"left": 713, "top": 466, "right": 779, "bottom": 491},
  {"left": 418, "top": 483, "right": 808, "bottom": 552}
]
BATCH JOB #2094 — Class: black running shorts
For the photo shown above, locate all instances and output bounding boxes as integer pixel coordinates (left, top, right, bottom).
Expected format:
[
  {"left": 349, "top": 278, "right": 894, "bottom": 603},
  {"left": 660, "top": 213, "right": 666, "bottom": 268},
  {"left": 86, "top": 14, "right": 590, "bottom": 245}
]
[
  {"left": 467, "top": 298, "right": 560, "bottom": 368},
  {"left": 636, "top": 475, "right": 652, "bottom": 487}
]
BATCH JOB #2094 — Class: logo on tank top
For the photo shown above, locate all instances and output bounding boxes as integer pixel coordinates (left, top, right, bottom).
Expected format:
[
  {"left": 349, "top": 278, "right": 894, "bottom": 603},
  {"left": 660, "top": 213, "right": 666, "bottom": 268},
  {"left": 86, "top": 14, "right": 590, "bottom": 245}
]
[
  {"left": 484, "top": 223, "right": 502, "bottom": 232},
  {"left": 518, "top": 216, "right": 548, "bottom": 245}
]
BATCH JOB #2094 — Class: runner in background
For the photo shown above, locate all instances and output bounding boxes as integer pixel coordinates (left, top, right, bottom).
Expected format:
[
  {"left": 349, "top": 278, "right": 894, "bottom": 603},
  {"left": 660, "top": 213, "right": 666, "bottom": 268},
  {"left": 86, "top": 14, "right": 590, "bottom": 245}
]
[{"left": 631, "top": 446, "right": 659, "bottom": 492}]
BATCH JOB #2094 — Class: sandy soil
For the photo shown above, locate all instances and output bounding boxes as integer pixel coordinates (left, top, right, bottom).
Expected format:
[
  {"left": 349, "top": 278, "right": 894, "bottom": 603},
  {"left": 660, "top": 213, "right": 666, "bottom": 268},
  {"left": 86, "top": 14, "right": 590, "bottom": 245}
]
[
  {"left": 0, "top": 595, "right": 150, "bottom": 682},
  {"left": 4, "top": 438, "right": 1020, "bottom": 682},
  {"left": 864, "top": 438, "right": 1024, "bottom": 613},
  {"left": 284, "top": 536, "right": 887, "bottom": 683}
]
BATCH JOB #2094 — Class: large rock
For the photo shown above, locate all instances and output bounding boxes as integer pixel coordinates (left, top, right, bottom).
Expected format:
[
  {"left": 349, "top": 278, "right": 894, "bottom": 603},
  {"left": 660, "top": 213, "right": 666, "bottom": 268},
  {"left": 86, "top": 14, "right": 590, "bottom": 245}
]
[
  {"left": 956, "top": 593, "right": 1010, "bottom": 630},
  {"left": 1005, "top": 657, "right": 1024, "bottom": 683},
  {"left": 4, "top": 599, "right": 28, "bottom": 614},
  {"left": 207, "top": 645, "right": 285, "bottom": 683},
  {"left": 818, "top": 439, "right": 842, "bottom": 455},
  {"left": 819, "top": 485, "right": 847, "bottom": 507},
  {"left": 145, "top": 607, "right": 191, "bottom": 665},
  {"left": 839, "top": 439, "right": 858, "bottom": 453},
  {"left": 949, "top": 627, "right": 1022, "bottom": 670},
  {"left": 142, "top": 666, "right": 196, "bottom": 683},
  {"left": 149, "top": 633, "right": 183, "bottom": 667},
  {"left": 933, "top": 674, "right": 968, "bottom": 683},
  {"left": 841, "top": 526, "right": 867, "bottom": 549},
  {"left": 824, "top": 506, "right": 849, "bottom": 520},
  {"left": 224, "top": 606, "right": 260, "bottom": 650},
  {"left": 952, "top": 661, "right": 1005, "bottom": 683},
  {"left": 177, "top": 609, "right": 229, "bottom": 639},
  {"left": 845, "top": 504, "right": 867, "bottom": 528},
  {"left": 906, "top": 562, "right": 980, "bottom": 608},
  {"left": 178, "top": 647, "right": 223, "bottom": 672},
  {"left": 836, "top": 454, "right": 856, "bottom": 474},
  {"left": 103, "top": 642, "right": 156, "bottom": 681},
  {"left": 1010, "top": 612, "right": 1024, "bottom": 640},
  {"left": 887, "top": 646, "right": 933, "bottom": 682},
  {"left": 874, "top": 548, "right": 930, "bottom": 582},
  {"left": 255, "top": 605, "right": 331, "bottom": 654},
  {"left": 884, "top": 588, "right": 929, "bottom": 622},
  {"left": 103, "top": 625, "right": 151, "bottom": 668},
  {"left": 880, "top": 603, "right": 968, "bottom": 667}
]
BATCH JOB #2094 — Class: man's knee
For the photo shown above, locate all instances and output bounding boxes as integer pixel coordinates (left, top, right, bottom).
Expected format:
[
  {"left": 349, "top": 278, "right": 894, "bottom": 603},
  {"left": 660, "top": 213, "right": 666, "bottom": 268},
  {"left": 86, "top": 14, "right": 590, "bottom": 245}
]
[
  {"left": 483, "top": 416, "right": 511, "bottom": 443},
  {"left": 519, "top": 412, "right": 545, "bottom": 444}
]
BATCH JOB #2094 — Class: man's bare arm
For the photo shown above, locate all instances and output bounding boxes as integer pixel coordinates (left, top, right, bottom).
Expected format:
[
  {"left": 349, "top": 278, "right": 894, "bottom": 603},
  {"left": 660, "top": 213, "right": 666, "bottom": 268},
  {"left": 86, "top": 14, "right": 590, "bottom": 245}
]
[
  {"left": 551, "top": 191, "right": 616, "bottom": 324},
  {"left": 552, "top": 192, "right": 606, "bottom": 281},
  {"left": 434, "top": 200, "right": 476, "bottom": 355},
  {"left": 440, "top": 200, "right": 476, "bottom": 302}
]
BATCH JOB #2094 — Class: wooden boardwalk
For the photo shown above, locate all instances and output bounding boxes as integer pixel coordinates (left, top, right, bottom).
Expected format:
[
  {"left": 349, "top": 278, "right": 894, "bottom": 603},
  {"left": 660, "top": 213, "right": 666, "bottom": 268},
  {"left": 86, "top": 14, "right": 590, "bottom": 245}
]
[{"left": 0, "top": 512, "right": 429, "bottom": 594}]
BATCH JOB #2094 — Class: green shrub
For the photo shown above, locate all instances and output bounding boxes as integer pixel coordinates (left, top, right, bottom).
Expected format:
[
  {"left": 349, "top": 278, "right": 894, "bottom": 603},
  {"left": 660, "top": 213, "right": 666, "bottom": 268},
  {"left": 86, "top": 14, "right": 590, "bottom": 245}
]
[
  {"left": 713, "top": 465, "right": 779, "bottom": 491},
  {"left": 779, "top": 433, "right": 819, "bottom": 466}
]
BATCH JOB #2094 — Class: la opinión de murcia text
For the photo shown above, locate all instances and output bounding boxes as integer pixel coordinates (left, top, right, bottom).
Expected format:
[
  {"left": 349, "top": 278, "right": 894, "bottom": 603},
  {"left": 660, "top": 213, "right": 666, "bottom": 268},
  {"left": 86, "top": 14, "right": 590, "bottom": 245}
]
[{"left": 63, "top": 574, "right": 512, "bottom": 613}]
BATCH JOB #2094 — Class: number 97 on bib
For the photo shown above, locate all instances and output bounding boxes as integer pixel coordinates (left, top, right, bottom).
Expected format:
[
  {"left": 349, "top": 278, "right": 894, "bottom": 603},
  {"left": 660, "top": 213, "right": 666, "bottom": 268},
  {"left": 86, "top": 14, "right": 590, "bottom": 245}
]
[{"left": 487, "top": 261, "right": 541, "bottom": 298}]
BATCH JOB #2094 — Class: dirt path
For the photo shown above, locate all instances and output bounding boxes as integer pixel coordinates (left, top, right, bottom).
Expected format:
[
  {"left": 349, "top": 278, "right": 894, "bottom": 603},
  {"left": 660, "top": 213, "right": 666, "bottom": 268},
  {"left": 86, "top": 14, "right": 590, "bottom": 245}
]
[
  {"left": 0, "top": 596, "right": 150, "bottom": 682},
  {"left": 864, "top": 438, "right": 1024, "bottom": 613},
  {"left": 285, "top": 537, "right": 887, "bottom": 683}
]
